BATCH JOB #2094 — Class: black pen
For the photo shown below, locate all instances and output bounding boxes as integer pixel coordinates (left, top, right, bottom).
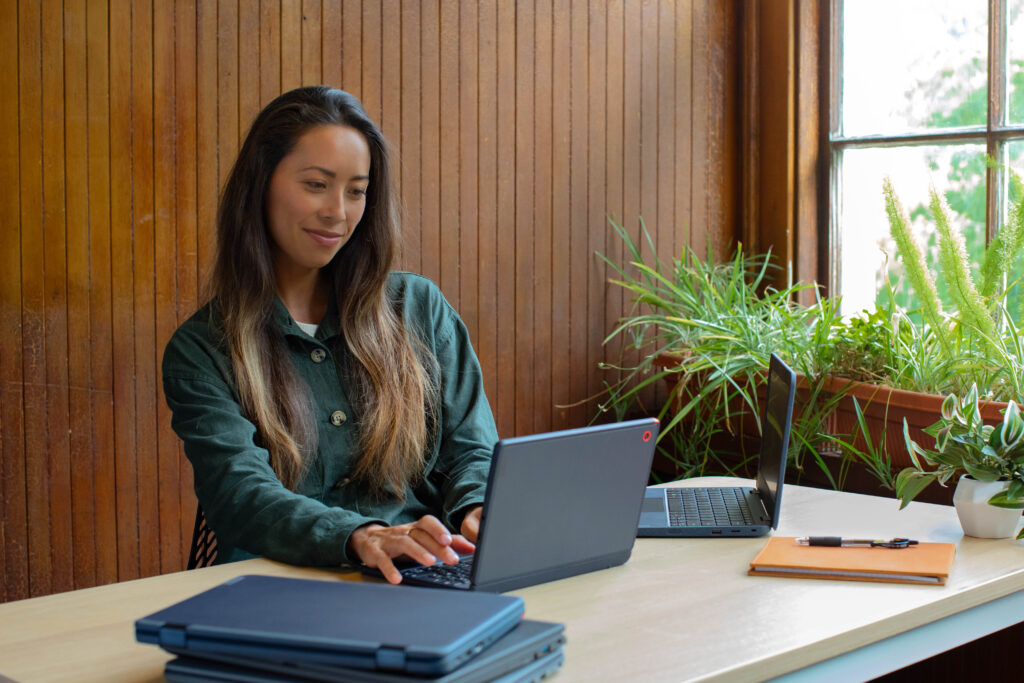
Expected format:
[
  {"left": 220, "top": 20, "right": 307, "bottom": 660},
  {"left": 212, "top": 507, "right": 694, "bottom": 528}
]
[{"left": 795, "top": 536, "right": 919, "bottom": 548}]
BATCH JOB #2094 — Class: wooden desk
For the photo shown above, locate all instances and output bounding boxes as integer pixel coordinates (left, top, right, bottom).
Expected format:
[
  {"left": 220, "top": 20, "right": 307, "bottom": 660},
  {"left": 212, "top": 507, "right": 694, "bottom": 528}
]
[{"left": 1, "top": 479, "right": 1021, "bottom": 682}]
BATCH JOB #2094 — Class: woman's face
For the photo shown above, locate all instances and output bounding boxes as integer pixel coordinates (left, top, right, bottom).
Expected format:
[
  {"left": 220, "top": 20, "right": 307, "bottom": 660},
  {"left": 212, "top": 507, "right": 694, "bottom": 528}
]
[{"left": 265, "top": 124, "right": 371, "bottom": 278}]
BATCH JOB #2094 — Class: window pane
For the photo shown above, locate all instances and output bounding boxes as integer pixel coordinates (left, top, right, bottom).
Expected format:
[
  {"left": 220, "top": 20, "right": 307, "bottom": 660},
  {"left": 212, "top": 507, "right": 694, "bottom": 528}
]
[
  {"left": 1011, "top": 0, "right": 1024, "bottom": 124},
  {"left": 841, "top": 0, "right": 987, "bottom": 137},
  {"left": 1006, "top": 140, "right": 1024, "bottom": 323},
  {"left": 838, "top": 144, "right": 986, "bottom": 316}
]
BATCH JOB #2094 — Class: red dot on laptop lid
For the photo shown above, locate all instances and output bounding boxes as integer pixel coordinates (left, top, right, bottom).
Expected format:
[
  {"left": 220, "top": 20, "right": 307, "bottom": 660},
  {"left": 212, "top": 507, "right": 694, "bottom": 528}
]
[{"left": 642, "top": 430, "right": 652, "bottom": 442}]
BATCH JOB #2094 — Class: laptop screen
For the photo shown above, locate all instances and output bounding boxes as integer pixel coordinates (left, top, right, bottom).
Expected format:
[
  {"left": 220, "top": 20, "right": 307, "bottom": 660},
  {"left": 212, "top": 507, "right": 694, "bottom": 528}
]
[{"left": 754, "top": 355, "right": 796, "bottom": 528}]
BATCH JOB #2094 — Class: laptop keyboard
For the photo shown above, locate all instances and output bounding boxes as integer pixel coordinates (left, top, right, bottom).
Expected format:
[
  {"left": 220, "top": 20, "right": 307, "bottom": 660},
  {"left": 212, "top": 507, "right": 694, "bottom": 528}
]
[
  {"left": 401, "top": 555, "right": 474, "bottom": 589},
  {"left": 665, "top": 487, "right": 754, "bottom": 527}
]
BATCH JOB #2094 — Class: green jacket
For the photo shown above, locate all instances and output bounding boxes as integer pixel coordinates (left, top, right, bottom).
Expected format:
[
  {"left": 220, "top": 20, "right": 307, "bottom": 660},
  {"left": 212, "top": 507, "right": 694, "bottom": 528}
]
[{"left": 162, "top": 272, "right": 497, "bottom": 566}]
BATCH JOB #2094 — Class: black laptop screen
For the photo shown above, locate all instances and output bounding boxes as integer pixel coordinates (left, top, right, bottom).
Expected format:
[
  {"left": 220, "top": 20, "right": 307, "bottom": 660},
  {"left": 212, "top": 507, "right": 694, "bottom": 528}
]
[{"left": 755, "top": 355, "right": 796, "bottom": 527}]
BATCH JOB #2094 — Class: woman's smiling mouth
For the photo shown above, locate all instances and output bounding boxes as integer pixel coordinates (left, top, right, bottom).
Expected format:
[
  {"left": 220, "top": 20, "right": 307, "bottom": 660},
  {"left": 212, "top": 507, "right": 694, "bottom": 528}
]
[{"left": 305, "top": 228, "right": 344, "bottom": 247}]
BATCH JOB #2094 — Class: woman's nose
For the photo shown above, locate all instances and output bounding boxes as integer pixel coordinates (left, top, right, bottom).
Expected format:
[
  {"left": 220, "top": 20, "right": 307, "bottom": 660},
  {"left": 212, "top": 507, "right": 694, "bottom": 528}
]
[{"left": 320, "top": 191, "right": 345, "bottom": 222}]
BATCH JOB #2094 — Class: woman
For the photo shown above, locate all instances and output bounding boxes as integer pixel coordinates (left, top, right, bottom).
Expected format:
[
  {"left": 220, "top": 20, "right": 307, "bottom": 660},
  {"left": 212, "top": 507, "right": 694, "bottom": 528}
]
[{"left": 162, "top": 86, "right": 497, "bottom": 584}]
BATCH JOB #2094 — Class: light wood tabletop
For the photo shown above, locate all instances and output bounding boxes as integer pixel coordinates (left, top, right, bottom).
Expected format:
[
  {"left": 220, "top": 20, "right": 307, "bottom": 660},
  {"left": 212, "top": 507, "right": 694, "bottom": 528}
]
[{"left": 1, "top": 478, "right": 1022, "bottom": 682}]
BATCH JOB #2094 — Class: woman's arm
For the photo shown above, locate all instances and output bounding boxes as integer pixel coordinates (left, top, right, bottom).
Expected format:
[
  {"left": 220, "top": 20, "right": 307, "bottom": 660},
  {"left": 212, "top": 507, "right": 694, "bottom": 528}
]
[
  {"left": 426, "top": 304, "right": 499, "bottom": 534},
  {"left": 162, "top": 317, "right": 394, "bottom": 566}
]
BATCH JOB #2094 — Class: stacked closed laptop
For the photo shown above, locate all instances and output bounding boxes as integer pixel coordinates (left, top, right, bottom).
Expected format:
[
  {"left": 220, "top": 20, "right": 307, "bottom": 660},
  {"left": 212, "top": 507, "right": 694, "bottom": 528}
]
[{"left": 135, "top": 575, "right": 565, "bottom": 682}]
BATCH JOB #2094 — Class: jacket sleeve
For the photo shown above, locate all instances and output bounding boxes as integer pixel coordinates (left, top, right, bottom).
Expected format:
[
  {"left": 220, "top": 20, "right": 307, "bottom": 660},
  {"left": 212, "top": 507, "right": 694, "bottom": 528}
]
[
  {"left": 427, "top": 308, "right": 499, "bottom": 533},
  {"left": 162, "top": 330, "right": 385, "bottom": 566}
]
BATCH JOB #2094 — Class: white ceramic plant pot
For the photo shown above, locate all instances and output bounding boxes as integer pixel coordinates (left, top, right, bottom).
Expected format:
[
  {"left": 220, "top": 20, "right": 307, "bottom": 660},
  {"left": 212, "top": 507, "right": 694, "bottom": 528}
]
[{"left": 952, "top": 475, "right": 1023, "bottom": 539}]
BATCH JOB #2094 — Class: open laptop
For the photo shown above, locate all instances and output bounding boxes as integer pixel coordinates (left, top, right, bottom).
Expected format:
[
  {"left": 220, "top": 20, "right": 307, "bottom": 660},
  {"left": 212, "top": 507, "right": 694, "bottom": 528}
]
[
  {"left": 367, "top": 418, "right": 659, "bottom": 592},
  {"left": 637, "top": 354, "right": 796, "bottom": 537}
]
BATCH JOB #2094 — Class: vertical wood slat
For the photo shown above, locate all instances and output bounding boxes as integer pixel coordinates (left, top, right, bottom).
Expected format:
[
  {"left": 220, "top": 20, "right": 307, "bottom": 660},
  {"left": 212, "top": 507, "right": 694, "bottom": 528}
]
[
  {"left": 154, "top": 0, "right": 181, "bottom": 576},
  {"left": 108, "top": 0, "right": 137, "bottom": 584},
  {"left": 568, "top": 0, "right": 588, "bottom": 429},
  {"left": 457, "top": 0, "right": 479, "bottom": 345},
  {"left": 131, "top": 0, "right": 159, "bottom": 581},
  {"left": 604, "top": 0, "right": 625, "bottom": 400},
  {"left": 322, "top": 0, "right": 342, "bottom": 89},
  {"left": 475, "top": 0, "right": 497, "bottom": 410},
  {"left": 42, "top": 0, "right": 72, "bottom": 596},
  {"left": 281, "top": 0, "right": 302, "bottom": 92},
  {"left": 174, "top": 0, "right": 200, "bottom": 562},
  {"left": 195, "top": 0, "right": 218, "bottom": 290},
  {"left": 359, "top": 0, "right": 381, "bottom": 123},
  {"left": 398, "top": 0, "right": 420, "bottom": 274},
  {"left": 378, "top": 1, "right": 401, "bottom": 159},
  {"left": 302, "top": 0, "right": 323, "bottom": 87},
  {"left": 64, "top": 0, "right": 95, "bottom": 591},
  {"left": 341, "top": 0, "right": 361, "bottom": 95},
  {"left": 550, "top": 0, "right": 571, "bottom": 431},
  {"left": 1, "top": 0, "right": 742, "bottom": 602},
  {"left": 587, "top": 1, "right": 607, "bottom": 423},
  {"left": 260, "top": 0, "right": 282, "bottom": 107},
  {"left": 514, "top": 0, "right": 535, "bottom": 436},
  {"left": 86, "top": 0, "right": 118, "bottom": 590},
  {"left": 494, "top": 0, "right": 516, "bottom": 439},
  {"left": 439, "top": 0, "right": 460, "bottom": 309},
  {"left": 532, "top": 0, "right": 553, "bottom": 435},
  {"left": 20, "top": 0, "right": 53, "bottom": 598},
  {"left": 419, "top": 1, "right": 441, "bottom": 285},
  {"left": 238, "top": 1, "right": 261, "bottom": 130},
  {"left": 0, "top": 0, "right": 26, "bottom": 603}
]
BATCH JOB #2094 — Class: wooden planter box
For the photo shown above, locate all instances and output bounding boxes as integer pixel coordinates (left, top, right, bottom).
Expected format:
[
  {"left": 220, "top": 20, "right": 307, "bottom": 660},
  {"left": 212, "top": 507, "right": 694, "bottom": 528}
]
[
  {"left": 820, "top": 377, "right": 1009, "bottom": 470},
  {"left": 651, "top": 352, "right": 1010, "bottom": 474}
]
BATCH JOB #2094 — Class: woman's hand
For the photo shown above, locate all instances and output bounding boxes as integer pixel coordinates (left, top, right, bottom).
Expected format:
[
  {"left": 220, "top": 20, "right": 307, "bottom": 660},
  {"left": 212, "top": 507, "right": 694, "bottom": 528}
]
[
  {"left": 348, "top": 515, "right": 475, "bottom": 584},
  {"left": 460, "top": 505, "right": 483, "bottom": 543}
]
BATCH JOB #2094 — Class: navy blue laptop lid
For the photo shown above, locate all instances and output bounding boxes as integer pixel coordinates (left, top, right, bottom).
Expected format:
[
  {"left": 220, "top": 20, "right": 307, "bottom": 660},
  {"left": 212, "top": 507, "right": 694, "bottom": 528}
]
[{"left": 136, "top": 575, "right": 524, "bottom": 675}]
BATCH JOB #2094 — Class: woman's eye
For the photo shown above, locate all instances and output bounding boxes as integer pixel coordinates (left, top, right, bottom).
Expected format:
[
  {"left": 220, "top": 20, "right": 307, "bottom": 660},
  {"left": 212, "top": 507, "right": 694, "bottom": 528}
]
[
  {"left": 305, "top": 181, "right": 326, "bottom": 191},
  {"left": 350, "top": 187, "right": 368, "bottom": 198}
]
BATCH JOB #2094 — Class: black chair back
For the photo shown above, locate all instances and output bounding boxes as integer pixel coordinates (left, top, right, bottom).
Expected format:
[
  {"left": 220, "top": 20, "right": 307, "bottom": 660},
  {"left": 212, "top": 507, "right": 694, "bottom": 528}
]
[{"left": 187, "top": 505, "right": 218, "bottom": 569}]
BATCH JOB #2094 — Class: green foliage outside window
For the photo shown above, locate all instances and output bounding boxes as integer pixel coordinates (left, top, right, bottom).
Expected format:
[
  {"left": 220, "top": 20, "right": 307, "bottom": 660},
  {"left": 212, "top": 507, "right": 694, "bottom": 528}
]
[{"left": 878, "top": 57, "right": 1024, "bottom": 320}]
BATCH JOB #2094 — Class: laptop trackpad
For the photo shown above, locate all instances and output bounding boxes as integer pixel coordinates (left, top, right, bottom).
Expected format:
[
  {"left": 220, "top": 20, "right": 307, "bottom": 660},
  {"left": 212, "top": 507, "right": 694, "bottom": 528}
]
[{"left": 639, "top": 491, "right": 667, "bottom": 526}]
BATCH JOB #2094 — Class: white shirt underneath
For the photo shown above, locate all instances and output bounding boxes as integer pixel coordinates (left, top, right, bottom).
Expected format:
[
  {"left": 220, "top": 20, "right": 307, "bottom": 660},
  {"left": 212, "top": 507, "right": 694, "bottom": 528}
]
[{"left": 295, "top": 320, "right": 319, "bottom": 338}]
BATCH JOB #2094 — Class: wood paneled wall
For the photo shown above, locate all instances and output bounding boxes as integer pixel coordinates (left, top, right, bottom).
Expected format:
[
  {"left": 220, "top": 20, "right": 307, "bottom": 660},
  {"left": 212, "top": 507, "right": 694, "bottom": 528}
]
[{"left": 0, "top": 0, "right": 741, "bottom": 601}]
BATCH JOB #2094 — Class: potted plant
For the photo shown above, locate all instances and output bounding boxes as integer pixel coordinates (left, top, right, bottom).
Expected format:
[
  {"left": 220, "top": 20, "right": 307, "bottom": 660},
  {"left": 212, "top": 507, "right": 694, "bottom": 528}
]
[
  {"left": 597, "top": 219, "right": 849, "bottom": 484},
  {"left": 825, "top": 179, "right": 1024, "bottom": 472},
  {"left": 895, "top": 385, "right": 1024, "bottom": 539},
  {"left": 597, "top": 169, "right": 1024, "bottom": 496}
]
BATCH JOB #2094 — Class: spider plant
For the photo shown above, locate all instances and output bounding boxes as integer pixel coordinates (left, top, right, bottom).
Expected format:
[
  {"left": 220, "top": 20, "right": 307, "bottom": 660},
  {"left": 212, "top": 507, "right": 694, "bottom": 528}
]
[{"left": 597, "top": 218, "right": 847, "bottom": 483}]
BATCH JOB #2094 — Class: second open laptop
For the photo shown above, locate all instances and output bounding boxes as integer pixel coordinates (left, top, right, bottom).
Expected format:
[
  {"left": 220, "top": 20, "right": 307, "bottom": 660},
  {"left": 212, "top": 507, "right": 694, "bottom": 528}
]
[
  {"left": 637, "top": 354, "right": 796, "bottom": 538},
  {"left": 365, "top": 418, "right": 659, "bottom": 592}
]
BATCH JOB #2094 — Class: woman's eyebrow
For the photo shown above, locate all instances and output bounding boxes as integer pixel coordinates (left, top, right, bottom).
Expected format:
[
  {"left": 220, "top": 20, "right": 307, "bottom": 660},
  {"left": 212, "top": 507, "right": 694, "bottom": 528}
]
[
  {"left": 299, "top": 165, "right": 336, "bottom": 177},
  {"left": 299, "top": 166, "right": 369, "bottom": 182}
]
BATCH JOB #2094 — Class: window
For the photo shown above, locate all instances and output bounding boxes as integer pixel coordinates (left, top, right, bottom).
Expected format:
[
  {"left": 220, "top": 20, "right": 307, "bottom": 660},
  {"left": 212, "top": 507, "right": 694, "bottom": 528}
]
[{"left": 830, "top": 0, "right": 1024, "bottom": 315}]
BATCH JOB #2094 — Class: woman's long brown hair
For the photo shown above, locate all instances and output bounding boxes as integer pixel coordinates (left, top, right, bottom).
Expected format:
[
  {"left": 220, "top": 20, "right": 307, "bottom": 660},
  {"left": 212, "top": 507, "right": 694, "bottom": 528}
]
[{"left": 209, "top": 86, "right": 436, "bottom": 496}]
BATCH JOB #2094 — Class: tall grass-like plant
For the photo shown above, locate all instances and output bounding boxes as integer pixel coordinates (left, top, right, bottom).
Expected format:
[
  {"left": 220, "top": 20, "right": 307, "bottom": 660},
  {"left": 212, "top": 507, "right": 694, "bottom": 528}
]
[
  {"left": 597, "top": 218, "right": 846, "bottom": 483},
  {"left": 882, "top": 177, "right": 1024, "bottom": 404},
  {"left": 883, "top": 178, "right": 950, "bottom": 355},
  {"left": 929, "top": 187, "right": 999, "bottom": 347}
]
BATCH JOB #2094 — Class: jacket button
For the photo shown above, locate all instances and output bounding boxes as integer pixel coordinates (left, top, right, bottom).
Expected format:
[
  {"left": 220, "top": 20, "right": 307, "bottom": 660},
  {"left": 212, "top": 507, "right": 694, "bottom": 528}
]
[
  {"left": 310, "top": 348, "right": 327, "bottom": 363},
  {"left": 334, "top": 477, "right": 351, "bottom": 489},
  {"left": 330, "top": 410, "right": 347, "bottom": 426}
]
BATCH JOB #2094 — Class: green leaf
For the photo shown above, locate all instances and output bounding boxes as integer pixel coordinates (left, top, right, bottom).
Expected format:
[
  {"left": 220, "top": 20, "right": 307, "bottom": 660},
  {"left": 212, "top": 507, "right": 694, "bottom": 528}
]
[
  {"left": 903, "top": 419, "right": 930, "bottom": 470},
  {"left": 895, "top": 468, "right": 938, "bottom": 509},
  {"left": 986, "top": 491, "right": 1024, "bottom": 509},
  {"left": 962, "top": 461, "right": 999, "bottom": 481},
  {"left": 940, "top": 392, "right": 959, "bottom": 421},
  {"left": 999, "top": 401, "right": 1024, "bottom": 450},
  {"left": 964, "top": 384, "right": 982, "bottom": 429}
]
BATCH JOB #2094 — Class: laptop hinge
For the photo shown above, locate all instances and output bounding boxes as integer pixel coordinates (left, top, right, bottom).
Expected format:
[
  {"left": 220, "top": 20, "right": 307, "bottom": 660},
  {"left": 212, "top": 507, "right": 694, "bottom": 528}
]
[
  {"left": 158, "top": 624, "right": 188, "bottom": 648},
  {"left": 375, "top": 645, "right": 406, "bottom": 670}
]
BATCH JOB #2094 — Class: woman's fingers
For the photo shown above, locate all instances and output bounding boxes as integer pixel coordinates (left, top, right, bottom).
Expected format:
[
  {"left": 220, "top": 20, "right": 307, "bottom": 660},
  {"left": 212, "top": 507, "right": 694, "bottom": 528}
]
[
  {"left": 351, "top": 516, "right": 464, "bottom": 584},
  {"left": 408, "top": 526, "right": 459, "bottom": 565}
]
